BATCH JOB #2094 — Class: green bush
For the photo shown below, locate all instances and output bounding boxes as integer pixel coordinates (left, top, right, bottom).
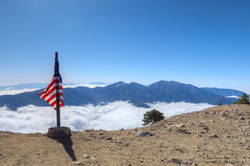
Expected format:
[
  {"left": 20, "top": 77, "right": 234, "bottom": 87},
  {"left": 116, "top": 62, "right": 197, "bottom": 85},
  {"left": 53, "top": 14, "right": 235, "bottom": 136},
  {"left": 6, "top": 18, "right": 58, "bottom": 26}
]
[
  {"left": 233, "top": 93, "right": 250, "bottom": 104},
  {"left": 143, "top": 109, "right": 164, "bottom": 126}
]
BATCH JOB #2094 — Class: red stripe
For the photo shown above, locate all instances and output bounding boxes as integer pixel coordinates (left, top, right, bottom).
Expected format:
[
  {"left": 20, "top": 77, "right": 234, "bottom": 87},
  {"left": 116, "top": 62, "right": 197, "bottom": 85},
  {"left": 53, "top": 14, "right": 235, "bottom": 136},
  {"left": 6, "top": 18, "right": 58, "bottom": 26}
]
[
  {"left": 41, "top": 86, "right": 56, "bottom": 99},
  {"left": 46, "top": 92, "right": 64, "bottom": 103},
  {"left": 40, "top": 78, "right": 62, "bottom": 96},
  {"left": 41, "top": 86, "right": 63, "bottom": 100},
  {"left": 46, "top": 94, "right": 57, "bottom": 103},
  {"left": 40, "top": 79, "right": 56, "bottom": 95},
  {"left": 50, "top": 99, "right": 64, "bottom": 109},
  {"left": 50, "top": 100, "right": 57, "bottom": 107},
  {"left": 40, "top": 77, "right": 64, "bottom": 110},
  {"left": 40, "top": 83, "right": 56, "bottom": 97}
]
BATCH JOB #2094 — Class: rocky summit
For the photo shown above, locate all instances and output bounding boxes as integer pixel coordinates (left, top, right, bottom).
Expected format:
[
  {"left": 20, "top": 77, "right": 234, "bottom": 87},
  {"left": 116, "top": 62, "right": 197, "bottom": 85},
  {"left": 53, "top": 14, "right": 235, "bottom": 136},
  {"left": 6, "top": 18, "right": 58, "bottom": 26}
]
[{"left": 1, "top": 104, "right": 250, "bottom": 166}]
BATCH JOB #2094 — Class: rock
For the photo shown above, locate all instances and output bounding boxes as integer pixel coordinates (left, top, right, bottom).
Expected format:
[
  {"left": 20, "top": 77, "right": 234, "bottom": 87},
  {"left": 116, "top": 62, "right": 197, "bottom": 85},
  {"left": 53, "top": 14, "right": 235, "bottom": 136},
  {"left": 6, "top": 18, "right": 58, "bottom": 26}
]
[
  {"left": 83, "top": 154, "right": 89, "bottom": 158},
  {"left": 168, "top": 158, "right": 182, "bottom": 165},
  {"left": 239, "top": 117, "right": 245, "bottom": 120},
  {"left": 47, "top": 127, "right": 71, "bottom": 139},
  {"left": 176, "top": 129, "right": 191, "bottom": 134},
  {"left": 203, "top": 126, "right": 209, "bottom": 130},
  {"left": 159, "top": 143, "right": 164, "bottom": 148},
  {"left": 72, "top": 161, "right": 85, "bottom": 166},
  {"left": 174, "top": 148, "right": 184, "bottom": 153},
  {"left": 103, "top": 137, "right": 112, "bottom": 140},
  {"left": 210, "top": 134, "right": 219, "bottom": 138},
  {"left": 175, "top": 124, "right": 185, "bottom": 128},
  {"left": 90, "top": 156, "right": 96, "bottom": 161},
  {"left": 136, "top": 131, "right": 155, "bottom": 137}
]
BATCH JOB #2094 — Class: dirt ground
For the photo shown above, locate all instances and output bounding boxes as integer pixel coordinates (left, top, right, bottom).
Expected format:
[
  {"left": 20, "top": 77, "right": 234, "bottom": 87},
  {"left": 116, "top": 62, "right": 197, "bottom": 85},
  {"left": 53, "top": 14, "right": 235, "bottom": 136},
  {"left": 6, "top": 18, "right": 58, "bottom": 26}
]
[{"left": 1, "top": 104, "right": 250, "bottom": 166}]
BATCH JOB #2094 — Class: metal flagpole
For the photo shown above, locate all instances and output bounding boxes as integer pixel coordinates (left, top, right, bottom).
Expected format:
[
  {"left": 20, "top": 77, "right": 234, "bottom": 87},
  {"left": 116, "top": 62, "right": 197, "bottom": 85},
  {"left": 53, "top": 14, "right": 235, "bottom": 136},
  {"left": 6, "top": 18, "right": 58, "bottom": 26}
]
[{"left": 55, "top": 52, "right": 61, "bottom": 128}]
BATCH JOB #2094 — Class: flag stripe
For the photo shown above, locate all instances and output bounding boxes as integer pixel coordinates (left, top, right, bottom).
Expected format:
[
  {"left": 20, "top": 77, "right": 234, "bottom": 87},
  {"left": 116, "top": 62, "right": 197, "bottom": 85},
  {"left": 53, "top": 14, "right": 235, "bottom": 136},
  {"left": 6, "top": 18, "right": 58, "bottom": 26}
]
[
  {"left": 41, "top": 86, "right": 63, "bottom": 100},
  {"left": 40, "top": 79, "right": 56, "bottom": 95},
  {"left": 39, "top": 76, "right": 64, "bottom": 111}
]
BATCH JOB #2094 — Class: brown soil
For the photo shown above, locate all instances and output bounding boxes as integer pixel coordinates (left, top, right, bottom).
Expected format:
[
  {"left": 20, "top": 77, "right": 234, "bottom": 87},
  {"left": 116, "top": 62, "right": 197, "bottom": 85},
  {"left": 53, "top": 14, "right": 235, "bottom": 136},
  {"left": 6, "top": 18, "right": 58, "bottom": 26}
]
[{"left": 1, "top": 104, "right": 250, "bottom": 166}]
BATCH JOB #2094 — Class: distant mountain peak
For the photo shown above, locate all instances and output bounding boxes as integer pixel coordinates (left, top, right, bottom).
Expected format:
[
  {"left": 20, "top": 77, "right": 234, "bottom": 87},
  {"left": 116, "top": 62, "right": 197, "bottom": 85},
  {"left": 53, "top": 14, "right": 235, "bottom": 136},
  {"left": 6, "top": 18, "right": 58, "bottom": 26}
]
[
  {"left": 0, "top": 80, "right": 238, "bottom": 110},
  {"left": 128, "top": 82, "right": 145, "bottom": 87},
  {"left": 108, "top": 81, "right": 127, "bottom": 87}
]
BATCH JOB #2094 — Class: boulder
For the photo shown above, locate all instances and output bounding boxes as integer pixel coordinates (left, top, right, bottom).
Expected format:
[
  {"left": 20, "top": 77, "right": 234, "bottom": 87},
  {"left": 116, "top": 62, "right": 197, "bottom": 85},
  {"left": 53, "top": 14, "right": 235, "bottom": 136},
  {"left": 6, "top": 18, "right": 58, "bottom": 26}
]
[{"left": 47, "top": 127, "right": 71, "bottom": 139}]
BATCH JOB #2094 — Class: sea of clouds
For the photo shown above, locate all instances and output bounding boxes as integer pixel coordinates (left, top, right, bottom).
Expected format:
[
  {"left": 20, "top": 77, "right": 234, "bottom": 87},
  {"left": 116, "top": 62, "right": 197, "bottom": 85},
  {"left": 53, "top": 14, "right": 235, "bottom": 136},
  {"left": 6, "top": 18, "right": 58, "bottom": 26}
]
[
  {"left": 0, "top": 101, "right": 213, "bottom": 133},
  {"left": 0, "top": 83, "right": 106, "bottom": 96}
]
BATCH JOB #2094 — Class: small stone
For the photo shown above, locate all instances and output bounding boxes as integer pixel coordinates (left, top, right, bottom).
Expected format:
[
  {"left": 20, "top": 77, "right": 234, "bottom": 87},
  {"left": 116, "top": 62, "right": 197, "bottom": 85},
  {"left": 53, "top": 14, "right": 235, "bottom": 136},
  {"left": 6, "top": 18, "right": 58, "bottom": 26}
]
[
  {"left": 203, "top": 126, "right": 209, "bottom": 131},
  {"left": 210, "top": 134, "right": 219, "bottom": 138},
  {"left": 136, "top": 131, "right": 155, "bottom": 137},
  {"left": 104, "top": 137, "right": 112, "bottom": 140},
  {"left": 168, "top": 158, "right": 182, "bottom": 165},
  {"left": 176, "top": 129, "right": 191, "bottom": 134},
  {"left": 240, "top": 117, "right": 245, "bottom": 120},
  {"left": 90, "top": 156, "right": 96, "bottom": 161},
  {"left": 175, "top": 124, "right": 185, "bottom": 128},
  {"left": 72, "top": 161, "right": 85, "bottom": 166},
  {"left": 174, "top": 148, "right": 184, "bottom": 153},
  {"left": 83, "top": 154, "right": 89, "bottom": 158}
]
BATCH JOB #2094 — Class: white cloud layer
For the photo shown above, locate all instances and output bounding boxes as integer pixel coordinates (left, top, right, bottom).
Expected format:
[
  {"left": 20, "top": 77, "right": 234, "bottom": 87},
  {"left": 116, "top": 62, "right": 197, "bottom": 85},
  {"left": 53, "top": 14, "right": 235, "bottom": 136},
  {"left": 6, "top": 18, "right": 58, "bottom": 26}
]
[
  {"left": 63, "top": 84, "right": 106, "bottom": 88},
  {"left": 0, "top": 101, "right": 213, "bottom": 133},
  {"left": 0, "top": 84, "right": 106, "bottom": 96},
  {"left": 226, "top": 96, "right": 240, "bottom": 99},
  {"left": 0, "top": 88, "right": 40, "bottom": 96}
]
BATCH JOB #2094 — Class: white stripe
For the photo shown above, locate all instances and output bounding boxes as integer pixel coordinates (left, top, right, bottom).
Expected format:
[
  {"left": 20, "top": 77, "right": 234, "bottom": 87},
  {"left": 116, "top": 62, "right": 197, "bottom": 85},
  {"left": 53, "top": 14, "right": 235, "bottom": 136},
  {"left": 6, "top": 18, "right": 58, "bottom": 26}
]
[
  {"left": 44, "top": 89, "right": 63, "bottom": 101},
  {"left": 40, "top": 83, "right": 56, "bottom": 98},
  {"left": 44, "top": 90, "right": 56, "bottom": 101},
  {"left": 42, "top": 89, "right": 63, "bottom": 100},
  {"left": 48, "top": 97, "right": 57, "bottom": 105}
]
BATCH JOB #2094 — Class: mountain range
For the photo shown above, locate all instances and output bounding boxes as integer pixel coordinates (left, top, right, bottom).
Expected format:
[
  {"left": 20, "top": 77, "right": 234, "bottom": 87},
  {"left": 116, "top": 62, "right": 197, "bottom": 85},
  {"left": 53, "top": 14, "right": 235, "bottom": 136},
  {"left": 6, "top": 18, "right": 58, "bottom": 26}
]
[{"left": 0, "top": 81, "right": 244, "bottom": 110}]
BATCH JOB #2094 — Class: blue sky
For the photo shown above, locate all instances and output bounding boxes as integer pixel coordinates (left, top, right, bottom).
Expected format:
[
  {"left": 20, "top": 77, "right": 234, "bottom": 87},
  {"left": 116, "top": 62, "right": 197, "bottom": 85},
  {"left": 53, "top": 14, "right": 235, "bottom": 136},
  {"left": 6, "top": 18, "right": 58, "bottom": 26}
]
[{"left": 0, "top": 0, "right": 250, "bottom": 92}]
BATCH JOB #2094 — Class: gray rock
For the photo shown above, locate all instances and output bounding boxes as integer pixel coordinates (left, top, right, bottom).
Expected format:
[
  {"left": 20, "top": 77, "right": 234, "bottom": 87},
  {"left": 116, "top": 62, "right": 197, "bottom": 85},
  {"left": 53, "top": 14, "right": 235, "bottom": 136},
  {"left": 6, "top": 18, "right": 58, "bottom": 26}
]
[
  {"left": 72, "top": 161, "right": 85, "bottom": 166},
  {"left": 83, "top": 154, "right": 89, "bottom": 158},
  {"left": 103, "top": 136, "right": 112, "bottom": 140},
  {"left": 90, "top": 156, "right": 96, "bottom": 161},
  {"left": 175, "top": 124, "right": 185, "bottom": 128},
  {"left": 136, "top": 131, "right": 155, "bottom": 137},
  {"left": 210, "top": 134, "right": 219, "bottom": 138},
  {"left": 47, "top": 127, "right": 71, "bottom": 139},
  {"left": 176, "top": 129, "right": 191, "bottom": 134},
  {"left": 168, "top": 158, "right": 182, "bottom": 165}
]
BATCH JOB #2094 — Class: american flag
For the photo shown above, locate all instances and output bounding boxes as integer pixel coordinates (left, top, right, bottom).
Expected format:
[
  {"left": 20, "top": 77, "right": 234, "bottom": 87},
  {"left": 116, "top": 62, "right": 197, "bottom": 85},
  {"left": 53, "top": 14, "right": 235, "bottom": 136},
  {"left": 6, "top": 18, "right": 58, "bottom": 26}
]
[{"left": 40, "top": 54, "right": 64, "bottom": 110}]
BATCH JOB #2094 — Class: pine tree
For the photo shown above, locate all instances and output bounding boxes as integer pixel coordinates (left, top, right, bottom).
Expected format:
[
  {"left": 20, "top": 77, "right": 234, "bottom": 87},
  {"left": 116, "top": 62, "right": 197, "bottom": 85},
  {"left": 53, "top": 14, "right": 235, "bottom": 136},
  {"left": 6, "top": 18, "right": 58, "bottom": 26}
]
[
  {"left": 143, "top": 109, "right": 164, "bottom": 126},
  {"left": 234, "top": 93, "right": 250, "bottom": 104}
]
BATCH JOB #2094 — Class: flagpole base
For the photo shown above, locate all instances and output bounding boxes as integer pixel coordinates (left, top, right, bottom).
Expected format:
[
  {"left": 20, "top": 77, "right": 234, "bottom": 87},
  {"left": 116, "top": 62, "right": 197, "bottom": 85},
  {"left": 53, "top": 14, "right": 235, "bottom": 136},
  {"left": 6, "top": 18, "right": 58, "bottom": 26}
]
[{"left": 47, "top": 127, "right": 71, "bottom": 139}]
